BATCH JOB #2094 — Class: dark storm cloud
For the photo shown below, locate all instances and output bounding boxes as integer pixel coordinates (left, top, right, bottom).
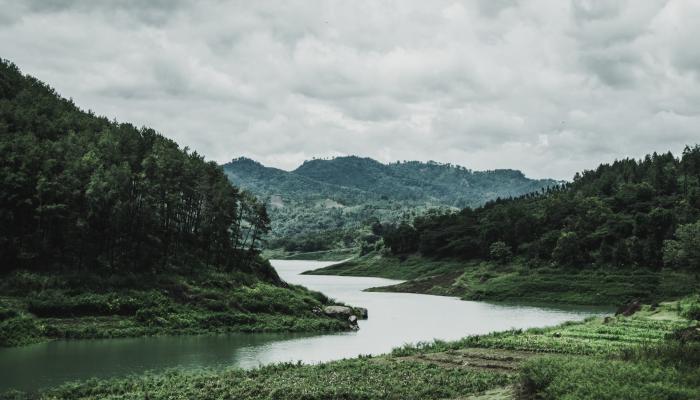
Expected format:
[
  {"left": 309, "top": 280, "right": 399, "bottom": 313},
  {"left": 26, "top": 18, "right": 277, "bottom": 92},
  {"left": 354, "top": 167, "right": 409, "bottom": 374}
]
[{"left": 0, "top": 0, "right": 698, "bottom": 179}]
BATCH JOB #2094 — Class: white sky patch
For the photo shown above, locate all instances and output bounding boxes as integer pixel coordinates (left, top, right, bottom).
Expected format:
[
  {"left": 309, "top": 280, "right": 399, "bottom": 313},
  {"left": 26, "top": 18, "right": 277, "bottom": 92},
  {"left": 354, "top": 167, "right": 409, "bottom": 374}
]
[{"left": 1, "top": 0, "right": 699, "bottom": 179}]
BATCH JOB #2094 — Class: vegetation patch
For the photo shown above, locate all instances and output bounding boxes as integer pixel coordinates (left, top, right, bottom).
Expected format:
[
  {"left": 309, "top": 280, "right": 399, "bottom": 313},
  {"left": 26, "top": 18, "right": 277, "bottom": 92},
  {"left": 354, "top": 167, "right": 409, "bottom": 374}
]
[
  {"left": 0, "top": 266, "right": 352, "bottom": 348},
  {"left": 313, "top": 253, "right": 698, "bottom": 306},
  {"left": 10, "top": 358, "right": 510, "bottom": 400},
  {"left": 6, "top": 297, "right": 699, "bottom": 399},
  {"left": 518, "top": 348, "right": 700, "bottom": 400},
  {"left": 222, "top": 156, "right": 554, "bottom": 247},
  {"left": 0, "top": 59, "right": 361, "bottom": 348},
  {"left": 263, "top": 247, "right": 359, "bottom": 262}
]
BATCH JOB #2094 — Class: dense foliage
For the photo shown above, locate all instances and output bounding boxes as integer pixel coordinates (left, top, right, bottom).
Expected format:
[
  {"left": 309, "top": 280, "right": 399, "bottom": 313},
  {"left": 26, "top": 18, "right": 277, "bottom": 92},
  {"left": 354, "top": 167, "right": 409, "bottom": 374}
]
[
  {"left": 382, "top": 148, "right": 700, "bottom": 270},
  {"left": 0, "top": 59, "right": 359, "bottom": 347},
  {"left": 0, "top": 59, "right": 271, "bottom": 276},
  {"left": 222, "top": 156, "right": 556, "bottom": 247}
]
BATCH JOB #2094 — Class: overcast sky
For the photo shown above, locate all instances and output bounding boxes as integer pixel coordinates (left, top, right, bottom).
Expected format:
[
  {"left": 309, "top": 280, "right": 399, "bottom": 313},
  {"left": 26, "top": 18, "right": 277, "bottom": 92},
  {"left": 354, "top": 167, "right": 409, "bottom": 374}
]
[{"left": 1, "top": 0, "right": 699, "bottom": 179}]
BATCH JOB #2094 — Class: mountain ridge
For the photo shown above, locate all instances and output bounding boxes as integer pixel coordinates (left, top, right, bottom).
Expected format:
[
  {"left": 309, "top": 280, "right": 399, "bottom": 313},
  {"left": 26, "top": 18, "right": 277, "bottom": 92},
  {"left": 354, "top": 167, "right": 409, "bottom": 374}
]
[
  {"left": 221, "top": 155, "right": 560, "bottom": 242},
  {"left": 224, "top": 155, "right": 560, "bottom": 206}
]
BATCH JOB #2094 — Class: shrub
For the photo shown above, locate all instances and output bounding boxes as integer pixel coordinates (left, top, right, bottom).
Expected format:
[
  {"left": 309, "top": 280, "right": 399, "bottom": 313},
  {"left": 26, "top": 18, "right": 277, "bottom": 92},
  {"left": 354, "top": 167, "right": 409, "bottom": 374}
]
[
  {"left": 489, "top": 241, "right": 512, "bottom": 263},
  {"left": 0, "top": 303, "right": 19, "bottom": 321},
  {"left": 679, "top": 295, "right": 700, "bottom": 320},
  {"left": 518, "top": 356, "right": 558, "bottom": 397},
  {"left": 135, "top": 307, "right": 169, "bottom": 326},
  {"left": 0, "top": 316, "right": 41, "bottom": 347}
]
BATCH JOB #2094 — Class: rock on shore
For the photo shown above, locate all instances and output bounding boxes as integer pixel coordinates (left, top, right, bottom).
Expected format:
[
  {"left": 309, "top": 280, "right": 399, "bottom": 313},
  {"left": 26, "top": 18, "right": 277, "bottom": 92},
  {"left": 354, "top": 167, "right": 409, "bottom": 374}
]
[{"left": 322, "top": 306, "right": 368, "bottom": 330}]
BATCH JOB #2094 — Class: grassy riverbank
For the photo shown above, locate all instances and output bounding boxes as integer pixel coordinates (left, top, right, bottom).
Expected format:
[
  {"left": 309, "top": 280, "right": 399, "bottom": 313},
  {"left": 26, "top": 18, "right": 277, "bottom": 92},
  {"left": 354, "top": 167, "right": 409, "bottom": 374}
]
[
  {"left": 0, "top": 261, "right": 358, "bottom": 348},
  {"left": 4, "top": 297, "right": 698, "bottom": 399},
  {"left": 262, "top": 247, "right": 358, "bottom": 262},
  {"left": 308, "top": 252, "right": 700, "bottom": 306}
]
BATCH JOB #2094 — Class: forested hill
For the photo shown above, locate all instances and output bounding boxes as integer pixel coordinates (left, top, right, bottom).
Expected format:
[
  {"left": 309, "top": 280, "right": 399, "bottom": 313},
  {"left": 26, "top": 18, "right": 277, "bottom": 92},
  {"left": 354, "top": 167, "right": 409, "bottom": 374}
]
[
  {"left": 221, "top": 156, "right": 558, "bottom": 244},
  {"left": 0, "top": 59, "right": 271, "bottom": 277},
  {"left": 222, "top": 157, "right": 370, "bottom": 205},
  {"left": 293, "top": 156, "right": 557, "bottom": 206},
  {"left": 0, "top": 59, "right": 361, "bottom": 347},
  {"left": 381, "top": 147, "right": 700, "bottom": 271},
  {"left": 225, "top": 156, "right": 557, "bottom": 208}
]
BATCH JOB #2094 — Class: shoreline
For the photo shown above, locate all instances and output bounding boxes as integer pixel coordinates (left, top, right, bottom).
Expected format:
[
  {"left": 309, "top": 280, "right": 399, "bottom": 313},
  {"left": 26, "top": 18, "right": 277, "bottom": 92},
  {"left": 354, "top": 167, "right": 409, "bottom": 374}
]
[
  {"left": 5, "top": 297, "right": 697, "bottom": 399},
  {"left": 305, "top": 252, "right": 700, "bottom": 307}
]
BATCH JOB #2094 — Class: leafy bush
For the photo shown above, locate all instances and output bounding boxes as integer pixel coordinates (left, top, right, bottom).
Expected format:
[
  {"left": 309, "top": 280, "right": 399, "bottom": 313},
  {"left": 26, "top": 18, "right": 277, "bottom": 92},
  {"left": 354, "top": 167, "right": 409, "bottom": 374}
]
[
  {"left": 134, "top": 307, "right": 169, "bottom": 326},
  {"left": 0, "top": 303, "right": 19, "bottom": 321},
  {"left": 679, "top": 295, "right": 700, "bottom": 320},
  {"left": 0, "top": 316, "right": 41, "bottom": 347},
  {"left": 489, "top": 241, "right": 513, "bottom": 263}
]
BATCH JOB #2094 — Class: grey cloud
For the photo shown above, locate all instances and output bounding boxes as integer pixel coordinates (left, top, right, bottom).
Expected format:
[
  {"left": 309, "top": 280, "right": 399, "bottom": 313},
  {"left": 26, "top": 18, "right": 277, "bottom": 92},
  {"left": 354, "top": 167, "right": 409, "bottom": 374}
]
[
  {"left": 0, "top": 0, "right": 698, "bottom": 180},
  {"left": 22, "top": 0, "right": 188, "bottom": 25},
  {"left": 476, "top": 0, "right": 517, "bottom": 18},
  {"left": 580, "top": 46, "right": 643, "bottom": 87},
  {"left": 571, "top": 0, "right": 623, "bottom": 22}
]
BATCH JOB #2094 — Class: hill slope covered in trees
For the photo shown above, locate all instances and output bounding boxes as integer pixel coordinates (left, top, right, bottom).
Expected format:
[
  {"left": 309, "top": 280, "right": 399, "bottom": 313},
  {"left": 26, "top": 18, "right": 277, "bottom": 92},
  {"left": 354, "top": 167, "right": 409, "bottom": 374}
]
[
  {"left": 0, "top": 59, "right": 356, "bottom": 347},
  {"left": 311, "top": 148, "right": 700, "bottom": 305},
  {"left": 382, "top": 148, "right": 700, "bottom": 268},
  {"left": 222, "top": 156, "right": 558, "bottom": 254}
]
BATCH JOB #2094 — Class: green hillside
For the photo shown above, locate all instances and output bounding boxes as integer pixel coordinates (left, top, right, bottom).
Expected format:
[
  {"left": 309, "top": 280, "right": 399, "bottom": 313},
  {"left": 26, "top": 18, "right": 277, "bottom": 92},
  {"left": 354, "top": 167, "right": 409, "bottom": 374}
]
[
  {"left": 310, "top": 147, "right": 700, "bottom": 306},
  {"left": 379, "top": 148, "right": 700, "bottom": 269},
  {"left": 0, "top": 59, "right": 356, "bottom": 347},
  {"left": 222, "top": 156, "right": 558, "bottom": 255}
]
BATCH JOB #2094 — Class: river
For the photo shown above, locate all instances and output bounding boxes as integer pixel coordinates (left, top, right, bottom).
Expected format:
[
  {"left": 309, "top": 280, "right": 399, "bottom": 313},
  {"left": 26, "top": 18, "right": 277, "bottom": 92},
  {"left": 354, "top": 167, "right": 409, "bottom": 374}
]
[{"left": 0, "top": 260, "right": 606, "bottom": 392}]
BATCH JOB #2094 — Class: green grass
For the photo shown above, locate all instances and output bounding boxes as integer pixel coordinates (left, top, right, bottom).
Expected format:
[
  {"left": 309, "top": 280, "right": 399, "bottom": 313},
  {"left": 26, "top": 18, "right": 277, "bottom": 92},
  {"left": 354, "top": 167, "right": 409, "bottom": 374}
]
[
  {"left": 678, "top": 294, "right": 700, "bottom": 320},
  {"left": 305, "top": 252, "right": 466, "bottom": 280},
  {"left": 0, "top": 267, "right": 356, "bottom": 348},
  {"left": 3, "top": 298, "right": 699, "bottom": 399},
  {"left": 519, "top": 350, "right": 700, "bottom": 400},
  {"left": 8, "top": 358, "right": 510, "bottom": 400},
  {"left": 263, "top": 247, "right": 359, "bottom": 261},
  {"left": 311, "top": 252, "right": 700, "bottom": 306},
  {"left": 391, "top": 303, "right": 694, "bottom": 357},
  {"left": 391, "top": 300, "right": 700, "bottom": 399}
]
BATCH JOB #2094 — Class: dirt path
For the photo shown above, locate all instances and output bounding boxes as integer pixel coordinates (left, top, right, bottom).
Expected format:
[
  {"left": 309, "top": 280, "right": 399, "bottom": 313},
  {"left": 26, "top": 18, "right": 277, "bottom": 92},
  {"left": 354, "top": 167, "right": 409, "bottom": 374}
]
[{"left": 392, "top": 347, "right": 536, "bottom": 373}]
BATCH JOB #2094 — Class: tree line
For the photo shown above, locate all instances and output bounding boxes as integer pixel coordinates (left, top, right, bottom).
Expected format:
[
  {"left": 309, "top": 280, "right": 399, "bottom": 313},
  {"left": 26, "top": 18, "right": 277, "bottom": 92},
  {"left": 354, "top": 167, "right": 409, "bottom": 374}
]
[
  {"left": 0, "top": 59, "right": 270, "bottom": 275},
  {"left": 381, "top": 147, "right": 700, "bottom": 271}
]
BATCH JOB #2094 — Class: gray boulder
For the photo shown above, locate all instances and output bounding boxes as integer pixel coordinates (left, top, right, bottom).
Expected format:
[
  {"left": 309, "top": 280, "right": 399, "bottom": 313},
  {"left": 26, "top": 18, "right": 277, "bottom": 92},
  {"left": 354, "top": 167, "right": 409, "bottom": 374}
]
[
  {"left": 356, "top": 307, "right": 368, "bottom": 319},
  {"left": 323, "top": 306, "right": 353, "bottom": 317}
]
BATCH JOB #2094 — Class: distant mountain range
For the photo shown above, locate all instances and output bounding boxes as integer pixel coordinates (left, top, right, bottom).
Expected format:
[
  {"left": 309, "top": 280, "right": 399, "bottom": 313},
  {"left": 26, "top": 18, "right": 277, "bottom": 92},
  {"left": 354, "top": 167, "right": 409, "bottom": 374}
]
[{"left": 222, "top": 156, "right": 559, "bottom": 242}]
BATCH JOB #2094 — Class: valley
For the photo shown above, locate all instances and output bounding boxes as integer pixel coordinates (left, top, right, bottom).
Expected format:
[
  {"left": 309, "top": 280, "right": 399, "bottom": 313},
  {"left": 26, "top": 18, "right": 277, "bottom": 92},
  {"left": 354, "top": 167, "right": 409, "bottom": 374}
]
[
  {"left": 222, "top": 156, "right": 558, "bottom": 257},
  {"left": 1, "top": 58, "right": 699, "bottom": 399}
]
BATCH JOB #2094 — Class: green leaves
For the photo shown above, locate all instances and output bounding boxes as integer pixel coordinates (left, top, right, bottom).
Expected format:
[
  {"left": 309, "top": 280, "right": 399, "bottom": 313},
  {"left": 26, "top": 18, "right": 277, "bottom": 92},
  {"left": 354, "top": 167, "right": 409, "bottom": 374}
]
[
  {"left": 663, "top": 221, "right": 700, "bottom": 270},
  {"left": 0, "top": 58, "right": 270, "bottom": 276}
]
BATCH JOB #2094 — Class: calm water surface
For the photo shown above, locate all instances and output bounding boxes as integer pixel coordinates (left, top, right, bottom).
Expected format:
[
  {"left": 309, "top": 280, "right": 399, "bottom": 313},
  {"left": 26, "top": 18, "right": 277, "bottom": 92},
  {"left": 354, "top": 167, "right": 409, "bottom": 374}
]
[{"left": 0, "top": 260, "right": 606, "bottom": 392}]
